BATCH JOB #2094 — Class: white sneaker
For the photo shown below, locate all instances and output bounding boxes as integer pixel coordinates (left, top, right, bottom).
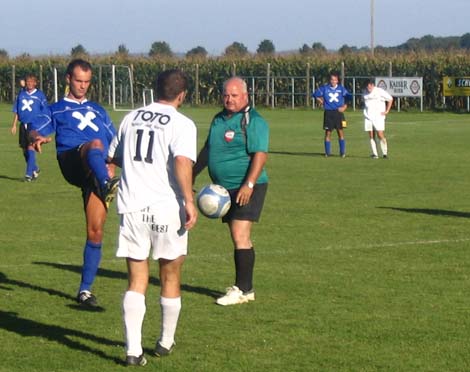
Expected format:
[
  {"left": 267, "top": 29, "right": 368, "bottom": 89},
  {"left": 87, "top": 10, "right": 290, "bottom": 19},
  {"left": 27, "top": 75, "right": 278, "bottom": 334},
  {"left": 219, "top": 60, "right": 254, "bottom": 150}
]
[{"left": 216, "top": 286, "right": 255, "bottom": 306}]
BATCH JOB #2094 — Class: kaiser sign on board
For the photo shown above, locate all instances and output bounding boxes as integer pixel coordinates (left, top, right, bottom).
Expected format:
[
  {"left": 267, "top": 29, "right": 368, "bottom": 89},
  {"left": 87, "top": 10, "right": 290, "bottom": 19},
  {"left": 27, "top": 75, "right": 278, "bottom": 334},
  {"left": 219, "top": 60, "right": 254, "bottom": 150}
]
[{"left": 375, "top": 77, "right": 423, "bottom": 97}]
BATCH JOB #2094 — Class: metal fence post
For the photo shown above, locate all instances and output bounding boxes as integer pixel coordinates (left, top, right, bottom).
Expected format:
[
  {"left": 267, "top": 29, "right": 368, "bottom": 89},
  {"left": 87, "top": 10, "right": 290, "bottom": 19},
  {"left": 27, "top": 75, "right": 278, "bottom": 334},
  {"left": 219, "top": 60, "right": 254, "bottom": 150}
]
[{"left": 11, "top": 65, "right": 15, "bottom": 103}]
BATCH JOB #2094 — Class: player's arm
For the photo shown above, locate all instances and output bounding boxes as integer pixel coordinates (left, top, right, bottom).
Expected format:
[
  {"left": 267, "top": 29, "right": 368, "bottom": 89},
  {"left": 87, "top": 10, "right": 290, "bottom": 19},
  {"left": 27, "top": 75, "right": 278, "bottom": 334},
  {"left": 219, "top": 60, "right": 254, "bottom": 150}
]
[
  {"left": 236, "top": 151, "right": 268, "bottom": 207},
  {"left": 338, "top": 88, "right": 351, "bottom": 113},
  {"left": 175, "top": 155, "right": 198, "bottom": 230},
  {"left": 383, "top": 97, "right": 394, "bottom": 115},
  {"left": 10, "top": 114, "right": 18, "bottom": 135},
  {"left": 192, "top": 141, "right": 209, "bottom": 183}
]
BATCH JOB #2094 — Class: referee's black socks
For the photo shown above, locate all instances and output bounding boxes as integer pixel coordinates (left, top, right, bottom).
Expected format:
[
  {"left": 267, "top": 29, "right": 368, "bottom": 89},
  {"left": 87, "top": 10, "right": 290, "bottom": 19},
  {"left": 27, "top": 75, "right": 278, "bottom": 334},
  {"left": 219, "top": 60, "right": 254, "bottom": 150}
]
[{"left": 234, "top": 248, "right": 255, "bottom": 293}]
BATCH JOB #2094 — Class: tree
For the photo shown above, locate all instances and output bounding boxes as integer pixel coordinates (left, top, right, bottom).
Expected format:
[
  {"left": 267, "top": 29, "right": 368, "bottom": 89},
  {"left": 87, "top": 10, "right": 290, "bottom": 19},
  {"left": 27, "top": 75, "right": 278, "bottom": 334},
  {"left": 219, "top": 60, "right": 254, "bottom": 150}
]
[
  {"left": 186, "top": 46, "right": 208, "bottom": 59},
  {"left": 149, "top": 41, "right": 173, "bottom": 57},
  {"left": 338, "top": 44, "right": 357, "bottom": 55},
  {"left": 0, "top": 49, "right": 9, "bottom": 59},
  {"left": 224, "top": 42, "right": 249, "bottom": 57},
  {"left": 311, "top": 42, "right": 327, "bottom": 53},
  {"left": 460, "top": 33, "right": 470, "bottom": 49},
  {"left": 71, "top": 44, "right": 88, "bottom": 57},
  {"left": 299, "top": 44, "right": 312, "bottom": 55},
  {"left": 256, "top": 39, "right": 275, "bottom": 55},
  {"left": 117, "top": 44, "right": 129, "bottom": 56}
]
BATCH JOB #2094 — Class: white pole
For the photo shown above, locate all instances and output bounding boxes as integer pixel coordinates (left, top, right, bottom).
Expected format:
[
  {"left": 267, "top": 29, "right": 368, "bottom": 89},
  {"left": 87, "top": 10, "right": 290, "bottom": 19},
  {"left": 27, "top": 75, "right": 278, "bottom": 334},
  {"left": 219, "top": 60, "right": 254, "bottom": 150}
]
[
  {"left": 251, "top": 77, "right": 255, "bottom": 107},
  {"left": 371, "top": 0, "right": 375, "bottom": 57},
  {"left": 54, "top": 68, "right": 58, "bottom": 103},
  {"left": 112, "top": 65, "right": 116, "bottom": 110},
  {"left": 291, "top": 77, "right": 295, "bottom": 110},
  {"left": 352, "top": 77, "right": 356, "bottom": 111}
]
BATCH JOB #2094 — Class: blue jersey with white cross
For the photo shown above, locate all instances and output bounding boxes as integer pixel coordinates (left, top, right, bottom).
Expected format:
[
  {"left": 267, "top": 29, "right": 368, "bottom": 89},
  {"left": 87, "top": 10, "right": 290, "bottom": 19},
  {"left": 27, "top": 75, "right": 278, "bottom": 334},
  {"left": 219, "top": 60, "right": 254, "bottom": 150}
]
[
  {"left": 313, "top": 84, "right": 350, "bottom": 111},
  {"left": 12, "top": 89, "right": 48, "bottom": 125},
  {"left": 31, "top": 98, "right": 116, "bottom": 155}
]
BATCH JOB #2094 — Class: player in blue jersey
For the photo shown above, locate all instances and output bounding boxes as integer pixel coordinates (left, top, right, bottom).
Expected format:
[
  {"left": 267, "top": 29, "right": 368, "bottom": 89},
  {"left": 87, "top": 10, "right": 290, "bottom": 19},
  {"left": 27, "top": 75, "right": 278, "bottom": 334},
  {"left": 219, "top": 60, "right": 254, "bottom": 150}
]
[
  {"left": 30, "top": 59, "right": 119, "bottom": 308},
  {"left": 10, "top": 74, "right": 48, "bottom": 181},
  {"left": 313, "top": 72, "right": 350, "bottom": 157}
]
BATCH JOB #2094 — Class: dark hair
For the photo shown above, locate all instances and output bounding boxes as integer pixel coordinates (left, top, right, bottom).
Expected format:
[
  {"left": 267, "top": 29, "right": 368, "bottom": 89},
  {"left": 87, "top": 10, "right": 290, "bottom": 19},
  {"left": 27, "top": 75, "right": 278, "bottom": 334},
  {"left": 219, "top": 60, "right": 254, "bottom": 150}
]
[
  {"left": 154, "top": 69, "right": 188, "bottom": 101},
  {"left": 24, "top": 73, "right": 37, "bottom": 81},
  {"left": 329, "top": 71, "right": 340, "bottom": 79},
  {"left": 66, "top": 58, "right": 92, "bottom": 77},
  {"left": 363, "top": 78, "right": 374, "bottom": 89}
]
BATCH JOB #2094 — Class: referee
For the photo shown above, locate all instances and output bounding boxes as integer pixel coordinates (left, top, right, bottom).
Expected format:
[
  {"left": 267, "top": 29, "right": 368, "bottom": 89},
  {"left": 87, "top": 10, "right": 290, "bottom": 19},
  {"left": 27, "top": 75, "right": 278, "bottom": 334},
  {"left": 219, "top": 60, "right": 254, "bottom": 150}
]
[{"left": 193, "top": 77, "right": 269, "bottom": 306}]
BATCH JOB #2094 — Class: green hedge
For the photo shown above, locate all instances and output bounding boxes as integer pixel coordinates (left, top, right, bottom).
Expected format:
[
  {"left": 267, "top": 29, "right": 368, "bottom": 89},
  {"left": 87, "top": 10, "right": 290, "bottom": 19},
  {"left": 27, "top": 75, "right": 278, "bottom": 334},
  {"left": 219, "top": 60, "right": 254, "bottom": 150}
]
[{"left": 2, "top": 52, "right": 470, "bottom": 110}]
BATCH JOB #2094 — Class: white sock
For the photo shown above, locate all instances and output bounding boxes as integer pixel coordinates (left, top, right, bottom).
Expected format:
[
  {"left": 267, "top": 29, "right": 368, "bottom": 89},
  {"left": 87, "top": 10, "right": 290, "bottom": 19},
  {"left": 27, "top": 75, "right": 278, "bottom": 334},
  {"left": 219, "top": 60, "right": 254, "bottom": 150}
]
[
  {"left": 159, "top": 296, "right": 181, "bottom": 349},
  {"left": 380, "top": 138, "right": 388, "bottom": 156},
  {"left": 370, "top": 138, "right": 378, "bottom": 156},
  {"left": 123, "top": 291, "right": 146, "bottom": 357}
]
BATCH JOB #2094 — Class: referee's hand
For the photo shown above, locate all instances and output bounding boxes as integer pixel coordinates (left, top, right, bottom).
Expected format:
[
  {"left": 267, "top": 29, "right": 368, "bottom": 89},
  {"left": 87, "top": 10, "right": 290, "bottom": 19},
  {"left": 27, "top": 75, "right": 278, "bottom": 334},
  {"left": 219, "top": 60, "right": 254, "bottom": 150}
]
[{"left": 236, "top": 185, "right": 253, "bottom": 206}]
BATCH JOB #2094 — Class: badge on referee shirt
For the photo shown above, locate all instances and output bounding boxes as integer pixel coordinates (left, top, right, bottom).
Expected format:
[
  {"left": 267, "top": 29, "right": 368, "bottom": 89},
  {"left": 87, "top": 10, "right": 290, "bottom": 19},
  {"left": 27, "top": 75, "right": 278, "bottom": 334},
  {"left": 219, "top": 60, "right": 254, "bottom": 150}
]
[{"left": 224, "top": 130, "right": 235, "bottom": 142}]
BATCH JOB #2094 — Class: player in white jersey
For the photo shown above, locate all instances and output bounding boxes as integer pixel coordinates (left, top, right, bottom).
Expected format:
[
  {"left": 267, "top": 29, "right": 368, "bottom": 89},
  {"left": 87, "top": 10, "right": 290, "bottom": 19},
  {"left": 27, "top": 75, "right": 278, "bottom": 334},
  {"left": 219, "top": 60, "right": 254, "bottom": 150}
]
[
  {"left": 363, "top": 79, "right": 394, "bottom": 159},
  {"left": 108, "top": 69, "right": 197, "bottom": 367}
]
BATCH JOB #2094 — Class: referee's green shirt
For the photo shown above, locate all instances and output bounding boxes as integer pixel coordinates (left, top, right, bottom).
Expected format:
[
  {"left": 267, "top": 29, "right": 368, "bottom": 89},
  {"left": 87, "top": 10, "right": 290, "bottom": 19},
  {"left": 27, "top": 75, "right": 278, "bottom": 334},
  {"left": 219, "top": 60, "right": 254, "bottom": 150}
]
[{"left": 207, "top": 108, "right": 269, "bottom": 190}]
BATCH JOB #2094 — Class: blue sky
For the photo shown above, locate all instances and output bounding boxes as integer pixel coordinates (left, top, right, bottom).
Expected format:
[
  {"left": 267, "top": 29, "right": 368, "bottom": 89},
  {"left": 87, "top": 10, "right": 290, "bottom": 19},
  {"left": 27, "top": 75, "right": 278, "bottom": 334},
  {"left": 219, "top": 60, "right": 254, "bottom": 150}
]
[{"left": 1, "top": 0, "right": 469, "bottom": 56}]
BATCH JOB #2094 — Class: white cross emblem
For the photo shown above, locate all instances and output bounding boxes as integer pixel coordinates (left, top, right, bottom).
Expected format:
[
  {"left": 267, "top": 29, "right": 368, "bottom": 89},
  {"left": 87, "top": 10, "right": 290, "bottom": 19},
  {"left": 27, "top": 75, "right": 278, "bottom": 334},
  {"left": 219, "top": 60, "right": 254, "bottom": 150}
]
[
  {"left": 72, "top": 111, "right": 99, "bottom": 132},
  {"left": 328, "top": 92, "right": 339, "bottom": 103},
  {"left": 21, "top": 99, "right": 34, "bottom": 112}
]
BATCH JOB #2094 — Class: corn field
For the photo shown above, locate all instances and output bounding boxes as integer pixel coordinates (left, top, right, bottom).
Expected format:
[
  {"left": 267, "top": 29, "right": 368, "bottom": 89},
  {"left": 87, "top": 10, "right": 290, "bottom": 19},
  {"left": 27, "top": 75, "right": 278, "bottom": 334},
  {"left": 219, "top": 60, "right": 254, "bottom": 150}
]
[{"left": 1, "top": 52, "right": 470, "bottom": 110}]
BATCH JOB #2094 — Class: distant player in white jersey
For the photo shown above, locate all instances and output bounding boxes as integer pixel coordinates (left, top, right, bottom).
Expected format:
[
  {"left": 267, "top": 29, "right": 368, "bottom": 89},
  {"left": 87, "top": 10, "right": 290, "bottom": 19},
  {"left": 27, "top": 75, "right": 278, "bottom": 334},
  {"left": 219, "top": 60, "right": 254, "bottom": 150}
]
[
  {"left": 108, "top": 69, "right": 198, "bottom": 367},
  {"left": 363, "top": 79, "right": 394, "bottom": 159}
]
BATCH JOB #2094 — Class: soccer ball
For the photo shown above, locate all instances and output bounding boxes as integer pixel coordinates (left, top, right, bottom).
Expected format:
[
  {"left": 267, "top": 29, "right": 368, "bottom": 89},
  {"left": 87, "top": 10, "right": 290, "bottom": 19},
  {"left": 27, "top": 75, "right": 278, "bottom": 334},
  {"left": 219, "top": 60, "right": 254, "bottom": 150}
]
[{"left": 196, "top": 184, "right": 231, "bottom": 219}]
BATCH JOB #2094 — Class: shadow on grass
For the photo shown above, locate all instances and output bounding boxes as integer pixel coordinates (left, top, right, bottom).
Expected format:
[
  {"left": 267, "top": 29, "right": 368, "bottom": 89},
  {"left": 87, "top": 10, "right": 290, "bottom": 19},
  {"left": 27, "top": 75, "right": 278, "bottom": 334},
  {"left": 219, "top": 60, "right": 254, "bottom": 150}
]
[
  {"left": 0, "top": 272, "right": 75, "bottom": 301},
  {"left": 378, "top": 206, "right": 470, "bottom": 218},
  {"left": 270, "top": 150, "right": 361, "bottom": 158},
  {"left": 0, "top": 310, "right": 125, "bottom": 365},
  {"left": 0, "top": 174, "right": 24, "bottom": 182},
  {"left": 33, "top": 261, "right": 224, "bottom": 299},
  {"left": 269, "top": 150, "right": 324, "bottom": 157}
]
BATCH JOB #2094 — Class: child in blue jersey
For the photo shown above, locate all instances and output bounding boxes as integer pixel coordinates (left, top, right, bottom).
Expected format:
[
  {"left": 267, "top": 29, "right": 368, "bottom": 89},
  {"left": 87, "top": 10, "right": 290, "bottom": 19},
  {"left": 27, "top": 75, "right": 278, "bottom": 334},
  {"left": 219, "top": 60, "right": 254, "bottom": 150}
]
[
  {"left": 30, "top": 59, "right": 119, "bottom": 308},
  {"left": 313, "top": 72, "right": 350, "bottom": 157},
  {"left": 10, "top": 74, "right": 48, "bottom": 181}
]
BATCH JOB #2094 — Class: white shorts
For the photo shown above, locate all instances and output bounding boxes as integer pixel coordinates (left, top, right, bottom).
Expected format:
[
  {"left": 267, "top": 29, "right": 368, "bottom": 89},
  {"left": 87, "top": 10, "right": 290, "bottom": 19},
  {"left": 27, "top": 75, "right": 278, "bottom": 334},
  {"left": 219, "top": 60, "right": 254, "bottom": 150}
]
[
  {"left": 364, "top": 116, "right": 385, "bottom": 132},
  {"left": 116, "top": 199, "right": 188, "bottom": 261}
]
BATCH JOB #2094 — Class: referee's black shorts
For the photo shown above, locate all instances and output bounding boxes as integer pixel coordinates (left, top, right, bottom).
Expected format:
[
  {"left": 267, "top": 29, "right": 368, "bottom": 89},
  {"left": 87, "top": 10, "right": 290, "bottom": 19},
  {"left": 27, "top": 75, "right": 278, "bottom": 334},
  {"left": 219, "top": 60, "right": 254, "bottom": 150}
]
[
  {"left": 323, "top": 110, "right": 345, "bottom": 131},
  {"left": 222, "top": 183, "right": 268, "bottom": 223}
]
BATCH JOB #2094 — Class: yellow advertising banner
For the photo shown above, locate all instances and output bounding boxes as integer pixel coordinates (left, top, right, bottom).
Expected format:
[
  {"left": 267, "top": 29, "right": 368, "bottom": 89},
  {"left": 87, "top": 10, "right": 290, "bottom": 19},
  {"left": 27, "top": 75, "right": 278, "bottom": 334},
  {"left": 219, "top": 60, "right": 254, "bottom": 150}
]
[{"left": 443, "top": 76, "right": 470, "bottom": 96}]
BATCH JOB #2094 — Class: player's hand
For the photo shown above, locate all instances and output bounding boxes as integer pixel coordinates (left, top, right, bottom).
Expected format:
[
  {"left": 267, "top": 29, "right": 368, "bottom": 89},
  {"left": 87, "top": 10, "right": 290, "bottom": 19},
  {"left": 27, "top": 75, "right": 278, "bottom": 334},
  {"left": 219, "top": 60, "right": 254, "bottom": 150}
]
[
  {"left": 236, "top": 185, "right": 253, "bottom": 206},
  {"left": 11, "top": 126, "right": 16, "bottom": 135},
  {"left": 32, "top": 136, "right": 52, "bottom": 153},
  {"left": 107, "top": 163, "right": 116, "bottom": 178},
  {"left": 184, "top": 201, "right": 198, "bottom": 230}
]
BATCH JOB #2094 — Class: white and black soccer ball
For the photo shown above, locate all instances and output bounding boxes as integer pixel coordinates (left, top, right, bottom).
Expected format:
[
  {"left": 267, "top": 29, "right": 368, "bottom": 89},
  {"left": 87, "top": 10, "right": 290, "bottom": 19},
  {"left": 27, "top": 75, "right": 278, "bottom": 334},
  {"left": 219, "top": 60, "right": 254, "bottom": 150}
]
[{"left": 196, "top": 184, "right": 231, "bottom": 219}]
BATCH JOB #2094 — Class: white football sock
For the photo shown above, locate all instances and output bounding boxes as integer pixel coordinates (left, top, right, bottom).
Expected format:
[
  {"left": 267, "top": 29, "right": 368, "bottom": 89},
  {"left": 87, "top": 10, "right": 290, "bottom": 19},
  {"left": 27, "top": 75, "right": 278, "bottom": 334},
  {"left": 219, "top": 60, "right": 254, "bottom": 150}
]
[
  {"left": 123, "top": 291, "right": 146, "bottom": 357},
  {"left": 380, "top": 138, "right": 388, "bottom": 156},
  {"left": 370, "top": 138, "right": 378, "bottom": 156},
  {"left": 159, "top": 296, "right": 181, "bottom": 349}
]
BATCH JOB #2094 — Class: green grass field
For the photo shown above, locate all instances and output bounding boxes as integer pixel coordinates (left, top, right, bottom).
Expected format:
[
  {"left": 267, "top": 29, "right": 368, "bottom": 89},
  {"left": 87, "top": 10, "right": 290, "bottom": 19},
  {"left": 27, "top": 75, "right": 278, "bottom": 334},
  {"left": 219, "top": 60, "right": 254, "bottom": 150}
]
[{"left": 1, "top": 103, "right": 470, "bottom": 372}]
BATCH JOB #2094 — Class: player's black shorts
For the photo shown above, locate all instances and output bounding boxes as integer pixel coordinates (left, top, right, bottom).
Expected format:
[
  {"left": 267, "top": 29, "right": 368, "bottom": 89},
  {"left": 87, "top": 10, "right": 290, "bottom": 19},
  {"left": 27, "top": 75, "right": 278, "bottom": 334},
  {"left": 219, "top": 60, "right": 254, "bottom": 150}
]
[
  {"left": 323, "top": 110, "right": 345, "bottom": 131},
  {"left": 19, "top": 123, "right": 31, "bottom": 150},
  {"left": 222, "top": 183, "right": 268, "bottom": 223},
  {"left": 57, "top": 146, "right": 99, "bottom": 208}
]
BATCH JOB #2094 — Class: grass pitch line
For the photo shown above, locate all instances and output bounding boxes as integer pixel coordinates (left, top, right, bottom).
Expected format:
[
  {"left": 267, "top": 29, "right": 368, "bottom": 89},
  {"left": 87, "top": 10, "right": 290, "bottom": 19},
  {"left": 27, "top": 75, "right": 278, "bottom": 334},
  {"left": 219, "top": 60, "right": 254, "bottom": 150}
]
[{"left": 365, "top": 237, "right": 470, "bottom": 249}]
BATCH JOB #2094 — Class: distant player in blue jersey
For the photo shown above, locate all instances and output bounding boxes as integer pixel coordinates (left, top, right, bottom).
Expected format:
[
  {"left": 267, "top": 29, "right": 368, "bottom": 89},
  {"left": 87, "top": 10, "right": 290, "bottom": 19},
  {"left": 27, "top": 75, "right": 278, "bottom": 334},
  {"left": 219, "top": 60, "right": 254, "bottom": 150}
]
[
  {"left": 10, "top": 74, "right": 48, "bottom": 181},
  {"left": 30, "top": 59, "right": 119, "bottom": 308},
  {"left": 313, "top": 72, "right": 350, "bottom": 157}
]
